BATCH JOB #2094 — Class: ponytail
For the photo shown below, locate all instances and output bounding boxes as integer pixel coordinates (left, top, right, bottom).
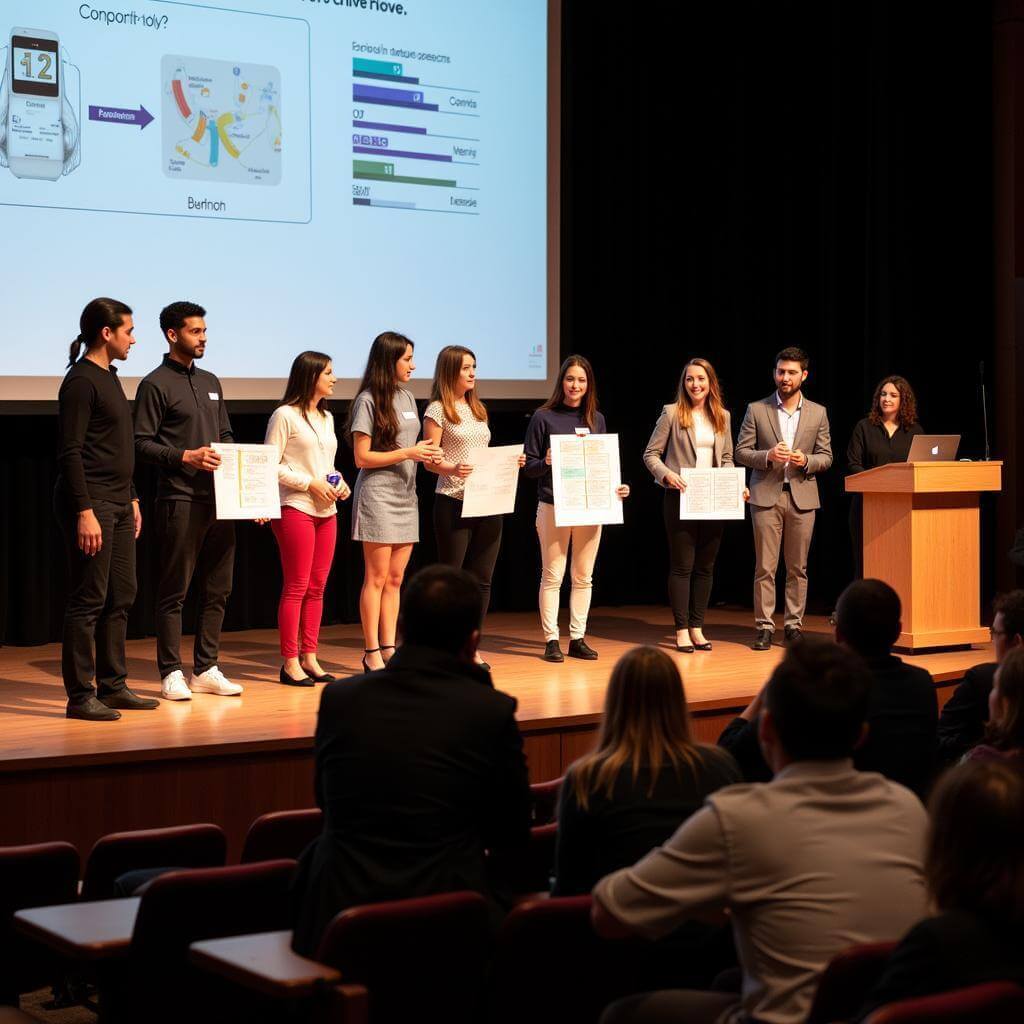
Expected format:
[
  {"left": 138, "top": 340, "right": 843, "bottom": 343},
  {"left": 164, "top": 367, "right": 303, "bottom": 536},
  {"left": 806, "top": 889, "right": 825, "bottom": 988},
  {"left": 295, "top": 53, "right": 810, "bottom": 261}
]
[
  {"left": 70, "top": 297, "right": 133, "bottom": 369},
  {"left": 67, "top": 334, "right": 85, "bottom": 368}
]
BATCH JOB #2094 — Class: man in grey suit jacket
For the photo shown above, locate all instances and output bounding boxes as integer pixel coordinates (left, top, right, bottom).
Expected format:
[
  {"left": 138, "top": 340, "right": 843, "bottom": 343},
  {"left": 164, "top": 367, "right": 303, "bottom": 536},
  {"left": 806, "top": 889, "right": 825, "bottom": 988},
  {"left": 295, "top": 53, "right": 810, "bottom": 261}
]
[{"left": 735, "top": 347, "right": 832, "bottom": 650}]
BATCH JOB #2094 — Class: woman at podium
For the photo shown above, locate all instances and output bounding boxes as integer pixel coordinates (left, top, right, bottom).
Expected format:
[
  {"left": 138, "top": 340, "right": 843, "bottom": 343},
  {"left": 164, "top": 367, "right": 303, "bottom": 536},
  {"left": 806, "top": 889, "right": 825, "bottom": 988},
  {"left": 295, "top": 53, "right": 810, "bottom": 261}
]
[{"left": 846, "top": 375, "right": 924, "bottom": 577}]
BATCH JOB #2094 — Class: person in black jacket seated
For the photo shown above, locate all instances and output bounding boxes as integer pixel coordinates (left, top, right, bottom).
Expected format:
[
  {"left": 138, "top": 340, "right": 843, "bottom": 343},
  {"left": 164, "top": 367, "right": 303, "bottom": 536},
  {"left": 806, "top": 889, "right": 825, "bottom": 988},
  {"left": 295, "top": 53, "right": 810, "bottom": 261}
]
[
  {"left": 291, "top": 565, "right": 532, "bottom": 956},
  {"left": 719, "top": 579, "right": 937, "bottom": 798},
  {"left": 857, "top": 759, "right": 1024, "bottom": 1019},
  {"left": 937, "top": 589, "right": 1024, "bottom": 765},
  {"left": 553, "top": 646, "right": 740, "bottom": 896},
  {"left": 846, "top": 376, "right": 923, "bottom": 579}
]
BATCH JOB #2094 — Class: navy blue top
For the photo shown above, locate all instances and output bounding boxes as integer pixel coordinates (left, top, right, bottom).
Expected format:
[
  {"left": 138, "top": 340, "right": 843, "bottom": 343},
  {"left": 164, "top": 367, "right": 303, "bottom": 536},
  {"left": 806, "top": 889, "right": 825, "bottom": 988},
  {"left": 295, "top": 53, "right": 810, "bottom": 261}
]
[{"left": 523, "top": 404, "right": 607, "bottom": 504}]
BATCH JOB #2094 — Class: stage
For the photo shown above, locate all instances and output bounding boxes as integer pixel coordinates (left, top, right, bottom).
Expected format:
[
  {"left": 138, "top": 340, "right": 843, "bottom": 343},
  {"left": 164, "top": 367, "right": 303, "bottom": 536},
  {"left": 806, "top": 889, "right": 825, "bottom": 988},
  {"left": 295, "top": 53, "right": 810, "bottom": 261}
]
[{"left": 0, "top": 606, "right": 992, "bottom": 859}]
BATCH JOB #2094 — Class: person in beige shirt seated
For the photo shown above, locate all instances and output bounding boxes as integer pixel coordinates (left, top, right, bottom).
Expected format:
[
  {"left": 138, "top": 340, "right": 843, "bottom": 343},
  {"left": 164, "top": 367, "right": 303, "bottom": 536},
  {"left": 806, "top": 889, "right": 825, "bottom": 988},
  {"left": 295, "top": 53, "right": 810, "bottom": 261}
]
[{"left": 592, "top": 638, "right": 928, "bottom": 1024}]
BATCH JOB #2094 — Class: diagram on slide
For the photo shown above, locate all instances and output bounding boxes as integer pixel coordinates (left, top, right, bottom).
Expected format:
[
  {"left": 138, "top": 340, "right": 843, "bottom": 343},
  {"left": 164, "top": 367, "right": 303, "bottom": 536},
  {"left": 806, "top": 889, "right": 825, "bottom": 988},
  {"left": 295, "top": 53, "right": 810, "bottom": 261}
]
[{"left": 162, "top": 55, "right": 281, "bottom": 186}]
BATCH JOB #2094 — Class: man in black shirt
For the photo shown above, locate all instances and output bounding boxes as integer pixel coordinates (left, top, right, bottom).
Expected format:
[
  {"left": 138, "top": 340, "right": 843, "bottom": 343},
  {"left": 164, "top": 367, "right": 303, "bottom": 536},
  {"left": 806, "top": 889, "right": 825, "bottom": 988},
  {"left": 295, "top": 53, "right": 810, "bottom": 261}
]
[
  {"left": 937, "top": 590, "right": 1024, "bottom": 765},
  {"left": 56, "top": 298, "right": 160, "bottom": 721},
  {"left": 133, "top": 302, "right": 241, "bottom": 700},
  {"left": 719, "top": 579, "right": 938, "bottom": 798}
]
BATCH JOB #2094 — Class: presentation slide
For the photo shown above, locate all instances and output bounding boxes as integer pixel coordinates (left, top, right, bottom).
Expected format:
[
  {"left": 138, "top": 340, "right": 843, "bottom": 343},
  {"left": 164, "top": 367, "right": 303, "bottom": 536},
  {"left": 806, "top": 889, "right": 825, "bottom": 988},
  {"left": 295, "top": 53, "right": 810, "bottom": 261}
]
[{"left": 0, "top": 0, "right": 553, "bottom": 399}]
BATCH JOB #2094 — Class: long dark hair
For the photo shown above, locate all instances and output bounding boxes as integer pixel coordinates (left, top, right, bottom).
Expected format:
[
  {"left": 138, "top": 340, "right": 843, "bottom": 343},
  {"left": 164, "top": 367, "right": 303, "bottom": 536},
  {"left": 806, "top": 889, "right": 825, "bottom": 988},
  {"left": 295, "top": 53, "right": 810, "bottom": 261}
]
[
  {"left": 985, "top": 647, "right": 1024, "bottom": 751},
  {"left": 569, "top": 646, "right": 713, "bottom": 810},
  {"left": 539, "top": 354, "right": 598, "bottom": 431},
  {"left": 68, "top": 297, "right": 132, "bottom": 368},
  {"left": 430, "top": 345, "right": 487, "bottom": 425},
  {"left": 346, "top": 332, "right": 413, "bottom": 449},
  {"left": 281, "top": 351, "right": 332, "bottom": 432}
]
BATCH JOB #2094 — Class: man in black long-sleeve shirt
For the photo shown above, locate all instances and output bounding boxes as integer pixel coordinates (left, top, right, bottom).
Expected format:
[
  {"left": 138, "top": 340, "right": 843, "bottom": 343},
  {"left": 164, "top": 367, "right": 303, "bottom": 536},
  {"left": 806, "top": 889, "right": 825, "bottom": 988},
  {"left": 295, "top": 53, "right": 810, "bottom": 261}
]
[
  {"left": 55, "top": 298, "right": 160, "bottom": 721},
  {"left": 133, "top": 301, "right": 241, "bottom": 700}
]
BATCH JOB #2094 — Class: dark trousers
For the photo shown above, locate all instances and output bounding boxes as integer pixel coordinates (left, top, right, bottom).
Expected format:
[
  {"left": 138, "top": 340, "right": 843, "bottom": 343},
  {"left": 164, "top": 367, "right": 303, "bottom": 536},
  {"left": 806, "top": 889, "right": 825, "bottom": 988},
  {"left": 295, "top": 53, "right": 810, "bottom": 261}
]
[
  {"left": 156, "top": 501, "right": 235, "bottom": 677},
  {"left": 433, "top": 494, "right": 503, "bottom": 621},
  {"left": 56, "top": 495, "right": 137, "bottom": 705},
  {"left": 663, "top": 492, "right": 724, "bottom": 630}
]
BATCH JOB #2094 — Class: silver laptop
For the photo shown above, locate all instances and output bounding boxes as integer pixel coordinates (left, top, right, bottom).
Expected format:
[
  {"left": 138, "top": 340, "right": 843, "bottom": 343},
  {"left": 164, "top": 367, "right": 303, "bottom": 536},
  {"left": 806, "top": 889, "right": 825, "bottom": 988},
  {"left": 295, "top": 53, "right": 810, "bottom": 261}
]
[{"left": 907, "top": 434, "right": 961, "bottom": 462}]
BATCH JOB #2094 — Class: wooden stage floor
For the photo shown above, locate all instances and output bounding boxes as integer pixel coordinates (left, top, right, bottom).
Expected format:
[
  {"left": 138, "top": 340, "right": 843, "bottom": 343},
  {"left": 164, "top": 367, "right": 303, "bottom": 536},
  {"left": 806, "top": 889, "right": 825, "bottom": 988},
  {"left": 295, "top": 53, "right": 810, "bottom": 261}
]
[{"left": 0, "top": 606, "right": 992, "bottom": 859}]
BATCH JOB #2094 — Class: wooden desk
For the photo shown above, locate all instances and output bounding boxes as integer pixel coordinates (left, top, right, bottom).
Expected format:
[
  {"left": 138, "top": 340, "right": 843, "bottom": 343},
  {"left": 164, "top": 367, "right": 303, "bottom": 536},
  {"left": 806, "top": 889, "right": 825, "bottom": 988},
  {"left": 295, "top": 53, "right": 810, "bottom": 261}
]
[{"left": 13, "top": 898, "right": 139, "bottom": 961}]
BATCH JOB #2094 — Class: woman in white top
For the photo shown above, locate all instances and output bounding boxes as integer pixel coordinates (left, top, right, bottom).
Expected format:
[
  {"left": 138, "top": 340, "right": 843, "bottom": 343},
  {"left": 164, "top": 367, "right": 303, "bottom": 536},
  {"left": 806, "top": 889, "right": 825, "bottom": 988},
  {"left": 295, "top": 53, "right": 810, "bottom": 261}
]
[
  {"left": 423, "top": 346, "right": 526, "bottom": 671},
  {"left": 265, "top": 351, "right": 351, "bottom": 686},
  {"left": 643, "top": 358, "right": 737, "bottom": 653}
]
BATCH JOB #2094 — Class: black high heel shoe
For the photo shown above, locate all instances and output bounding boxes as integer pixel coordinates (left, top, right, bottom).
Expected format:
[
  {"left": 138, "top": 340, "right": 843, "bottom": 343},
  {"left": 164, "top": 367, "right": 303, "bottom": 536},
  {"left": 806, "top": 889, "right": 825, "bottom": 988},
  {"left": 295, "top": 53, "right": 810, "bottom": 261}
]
[
  {"left": 279, "top": 665, "right": 314, "bottom": 687},
  {"left": 362, "top": 647, "right": 382, "bottom": 672},
  {"left": 380, "top": 644, "right": 396, "bottom": 664}
]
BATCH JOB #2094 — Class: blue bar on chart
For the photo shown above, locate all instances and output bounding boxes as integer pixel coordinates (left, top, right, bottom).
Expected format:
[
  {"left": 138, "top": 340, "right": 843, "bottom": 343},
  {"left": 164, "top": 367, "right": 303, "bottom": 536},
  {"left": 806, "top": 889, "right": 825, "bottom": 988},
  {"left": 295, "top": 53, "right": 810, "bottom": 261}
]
[{"left": 350, "top": 52, "right": 480, "bottom": 216}]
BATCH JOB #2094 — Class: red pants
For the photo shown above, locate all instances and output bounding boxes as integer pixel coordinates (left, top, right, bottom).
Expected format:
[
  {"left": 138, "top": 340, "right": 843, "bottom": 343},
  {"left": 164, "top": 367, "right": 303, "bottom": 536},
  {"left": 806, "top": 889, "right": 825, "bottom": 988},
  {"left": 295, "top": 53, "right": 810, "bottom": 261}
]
[{"left": 271, "top": 507, "right": 338, "bottom": 658}]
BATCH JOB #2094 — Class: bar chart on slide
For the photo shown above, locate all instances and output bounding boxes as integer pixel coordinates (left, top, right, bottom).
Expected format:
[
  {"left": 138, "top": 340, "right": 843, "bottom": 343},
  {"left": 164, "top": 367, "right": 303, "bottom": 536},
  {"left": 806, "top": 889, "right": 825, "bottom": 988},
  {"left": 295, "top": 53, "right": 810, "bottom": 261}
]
[{"left": 350, "top": 54, "right": 480, "bottom": 216}]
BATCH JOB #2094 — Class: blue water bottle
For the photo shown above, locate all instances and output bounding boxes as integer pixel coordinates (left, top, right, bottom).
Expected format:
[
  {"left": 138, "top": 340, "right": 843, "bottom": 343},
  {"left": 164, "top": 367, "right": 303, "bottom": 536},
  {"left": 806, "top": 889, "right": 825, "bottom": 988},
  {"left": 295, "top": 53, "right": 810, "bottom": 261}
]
[{"left": 326, "top": 472, "right": 341, "bottom": 488}]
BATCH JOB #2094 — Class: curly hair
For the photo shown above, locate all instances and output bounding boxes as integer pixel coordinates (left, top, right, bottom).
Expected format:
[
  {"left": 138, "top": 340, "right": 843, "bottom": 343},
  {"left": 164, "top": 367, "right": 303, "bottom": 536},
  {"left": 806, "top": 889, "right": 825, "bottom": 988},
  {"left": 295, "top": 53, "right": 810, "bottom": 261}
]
[{"left": 868, "top": 375, "right": 918, "bottom": 429}]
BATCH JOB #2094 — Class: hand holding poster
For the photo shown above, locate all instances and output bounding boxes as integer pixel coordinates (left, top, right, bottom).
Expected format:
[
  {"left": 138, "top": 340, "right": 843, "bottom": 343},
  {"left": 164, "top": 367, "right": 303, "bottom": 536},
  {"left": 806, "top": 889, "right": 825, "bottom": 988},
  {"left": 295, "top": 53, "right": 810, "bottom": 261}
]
[
  {"left": 461, "top": 444, "right": 524, "bottom": 518},
  {"left": 679, "top": 467, "right": 746, "bottom": 521},
  {"left": 212, "top": 443, "right": 281, "bottom": 520}
]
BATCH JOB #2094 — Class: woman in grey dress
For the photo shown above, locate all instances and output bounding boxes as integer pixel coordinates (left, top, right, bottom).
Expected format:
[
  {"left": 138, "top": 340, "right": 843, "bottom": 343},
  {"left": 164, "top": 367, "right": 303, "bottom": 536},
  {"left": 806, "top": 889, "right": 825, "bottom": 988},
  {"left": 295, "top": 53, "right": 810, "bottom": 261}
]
[{"left": 345, "top": 332, "right": 440, "bottom": 672}]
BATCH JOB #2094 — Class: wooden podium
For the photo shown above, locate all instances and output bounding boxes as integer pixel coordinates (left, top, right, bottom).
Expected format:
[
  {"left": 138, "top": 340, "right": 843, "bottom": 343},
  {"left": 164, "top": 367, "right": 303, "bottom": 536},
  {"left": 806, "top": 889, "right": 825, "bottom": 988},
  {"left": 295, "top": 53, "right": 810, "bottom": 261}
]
[{"left": 845, "top": 461, "right": 1002, "bottom": 650}]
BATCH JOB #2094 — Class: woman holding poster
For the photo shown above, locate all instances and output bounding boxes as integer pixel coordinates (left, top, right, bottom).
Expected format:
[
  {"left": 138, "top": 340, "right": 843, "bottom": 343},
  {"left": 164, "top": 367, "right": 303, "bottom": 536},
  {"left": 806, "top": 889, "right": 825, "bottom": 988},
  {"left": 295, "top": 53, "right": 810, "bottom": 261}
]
[
  {"left": 524, "top": 355, "right": 629, "bottom": 663},
  {"left": 424, "top": 346, "right": 525, "bottom": 671},
  {"left": 643, "top": 358, "right": 736, "bottom": 653}
]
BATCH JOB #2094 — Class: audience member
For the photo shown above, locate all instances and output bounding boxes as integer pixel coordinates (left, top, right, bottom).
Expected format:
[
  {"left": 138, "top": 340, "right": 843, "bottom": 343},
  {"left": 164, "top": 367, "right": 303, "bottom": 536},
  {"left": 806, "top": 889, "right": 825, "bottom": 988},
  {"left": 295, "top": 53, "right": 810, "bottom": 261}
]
[
  {"left": 938, "top": 590, "right": 1024, "bottom": 764},
  {"left": 291, "top": 565, "right": 531, "bottom": 956},
  {"left": 963, "top": 646, "right": 1024, "bottom": 764},
  {"left": 719, "top": 579, "right": 938, "bottom": 798},
  {"left": 553, "top": 646, "right": 740, "bottom": 896},
  {"left": 593, "top": 638, "right": 928, "bottom": 1024},
  {"left": 857, "top": 759, "right": 1024, "bottom": 1019}
]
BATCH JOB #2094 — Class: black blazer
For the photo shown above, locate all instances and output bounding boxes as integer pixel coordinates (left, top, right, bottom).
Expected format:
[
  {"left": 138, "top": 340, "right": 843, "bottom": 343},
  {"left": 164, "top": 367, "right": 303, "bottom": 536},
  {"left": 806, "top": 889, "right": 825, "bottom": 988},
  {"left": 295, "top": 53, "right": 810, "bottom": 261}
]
[
  {"left": 857, "top": 910, "right": 1024, "bottom": 1020},
  {"left": 719, "top": 654, "right": 939, "bottom": 799},
  {"left": 937, "top": 662, "right": 996, "bottom": 766},
  {"left": 291, "top": 645, "right": 531, "bottom": 955}
]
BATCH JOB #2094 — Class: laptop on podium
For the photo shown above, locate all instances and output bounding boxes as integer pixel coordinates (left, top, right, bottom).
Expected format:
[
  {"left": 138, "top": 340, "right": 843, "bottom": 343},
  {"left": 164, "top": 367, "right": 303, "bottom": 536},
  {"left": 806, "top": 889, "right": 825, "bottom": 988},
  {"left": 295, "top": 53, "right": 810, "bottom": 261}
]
[{"left": 907, "top": 434, "right": 961, "bottom": 462}]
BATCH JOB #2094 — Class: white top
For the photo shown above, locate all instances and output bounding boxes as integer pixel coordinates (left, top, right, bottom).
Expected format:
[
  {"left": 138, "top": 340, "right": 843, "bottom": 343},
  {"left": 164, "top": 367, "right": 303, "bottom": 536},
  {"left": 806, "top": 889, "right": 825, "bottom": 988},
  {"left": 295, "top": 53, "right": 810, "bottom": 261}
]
[
  {"left": 424, "top": 398, "right": 491, "bottom": 500},
  {"left": 264, "top": 404, "right": 340, "bottom": 518},
  {"left": 692, "top": 409, "right": 715, "bottom": 470},
  {"left": 775, "top": 392, "right": 803, "bottom": 483}
]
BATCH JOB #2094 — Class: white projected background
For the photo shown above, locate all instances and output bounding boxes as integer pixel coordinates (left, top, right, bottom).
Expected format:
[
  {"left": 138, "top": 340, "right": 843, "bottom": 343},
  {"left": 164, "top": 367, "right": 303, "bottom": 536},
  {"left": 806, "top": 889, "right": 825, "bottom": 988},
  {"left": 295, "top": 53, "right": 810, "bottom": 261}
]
[{"left": 0, "top": 0, "right": 552, "bottom": 399}]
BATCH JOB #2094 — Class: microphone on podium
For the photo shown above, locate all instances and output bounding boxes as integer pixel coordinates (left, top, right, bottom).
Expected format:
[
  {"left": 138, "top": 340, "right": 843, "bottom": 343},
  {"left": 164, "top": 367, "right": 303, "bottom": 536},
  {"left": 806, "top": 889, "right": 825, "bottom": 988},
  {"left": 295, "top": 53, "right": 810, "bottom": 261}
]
[{"left": 980, "top": 361, "right": 991, "bottom": 462}]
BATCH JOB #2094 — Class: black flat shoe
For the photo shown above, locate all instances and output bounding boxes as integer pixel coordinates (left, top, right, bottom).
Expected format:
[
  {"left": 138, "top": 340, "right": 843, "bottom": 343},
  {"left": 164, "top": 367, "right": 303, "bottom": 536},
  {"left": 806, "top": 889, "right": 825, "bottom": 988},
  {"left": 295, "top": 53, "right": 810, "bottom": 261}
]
[
  {"left": 543, "top": 640, "right": 564, "bottom": 663},
  {"left": 99, "top": 688, "right": 160, "bottom": 710},
  {"left": 303, "top": 671, "right": 336, "bottom": 683},
  {"left": 279, "top": 666, "right": 314, "bottom": 687},
  {"left": 694, "top": 642, "right": 713, "bottom": 651},
  {"left": 676, "top": 642, "right": 695, "bottom": 653},
  {"left": 67, "top": 696, "right": 121, "bottom": 721},
  {"left": 567, "top": 638, "right": 599, "bottom": 660}
]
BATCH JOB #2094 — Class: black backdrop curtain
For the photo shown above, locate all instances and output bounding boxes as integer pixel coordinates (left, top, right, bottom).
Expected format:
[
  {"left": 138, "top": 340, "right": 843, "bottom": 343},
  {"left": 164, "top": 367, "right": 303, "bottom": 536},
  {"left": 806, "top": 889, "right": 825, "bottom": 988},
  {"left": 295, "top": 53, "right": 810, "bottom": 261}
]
[{"left": 0, "top": 1, "right": 995, "bottom": 647}]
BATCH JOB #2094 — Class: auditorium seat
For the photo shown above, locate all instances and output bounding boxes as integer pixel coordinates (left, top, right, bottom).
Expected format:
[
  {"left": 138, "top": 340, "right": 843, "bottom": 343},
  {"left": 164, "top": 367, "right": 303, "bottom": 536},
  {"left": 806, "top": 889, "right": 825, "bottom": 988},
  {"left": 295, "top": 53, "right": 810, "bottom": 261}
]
[
  {"left": 530, "top": 777, "right": 563, "bottom": 825},
  {"left": 315, "top": 891, "right": 490, "bottom": 1024},
  {"left": 102, "top": 859, "right": 296, "bottom": 1024},
  {"left": 806, "top": 941, "right": 898, "bottom": 1024},
  {"left": 485, "top": 822, "right": 557, "bottom": 896},
  {"left": 0, "top": 842, "right": 79, "bottom": 1005},
  {"left": 864, "top": 981, "right": 1024, "bottom": 1023},
  {"left": 80, "top": 823, "right": 227, "bottom": 901},
  {"left": 488, "top": 895, "right": 653, "bottom": 1024},
  {"left": 240, "top": 808, "right": 323, "bottom": 864}
]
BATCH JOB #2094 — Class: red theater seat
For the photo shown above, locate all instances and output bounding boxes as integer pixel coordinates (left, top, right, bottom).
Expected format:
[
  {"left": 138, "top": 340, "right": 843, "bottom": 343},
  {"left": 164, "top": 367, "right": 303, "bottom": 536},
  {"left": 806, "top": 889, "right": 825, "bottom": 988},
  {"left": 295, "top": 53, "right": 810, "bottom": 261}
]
[
  {"left": 864, "top": 981, "right": 1024, "bottom": 1023},
  {"left": 530, "top": 777, "right": 564, "bottom": 825},
  {"left": 806, "top": 941, "right": 898, "bottom": 1024},
  {"left": 240, "top": 808, "right": 323, "bottom": 864},
  {"left": 315, "top": 891, "right": 490, "bottom": 1024},
  {"left": 80, "top": 824, "right": 227, "bottom": 901},
  {"left": 0, "top": 842, "right": 79, "bottom": 1005}
]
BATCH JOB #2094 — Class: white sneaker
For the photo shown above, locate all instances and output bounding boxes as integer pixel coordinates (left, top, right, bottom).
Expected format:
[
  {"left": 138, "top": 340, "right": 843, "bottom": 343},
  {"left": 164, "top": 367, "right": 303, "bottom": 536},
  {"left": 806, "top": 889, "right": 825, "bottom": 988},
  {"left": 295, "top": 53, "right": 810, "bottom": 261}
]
[
  {"left": 161, "top": 669, "right": 192, "bottom": 701},
  {"left": 190, "top": 665, "right": 243, "bottom": 696}
]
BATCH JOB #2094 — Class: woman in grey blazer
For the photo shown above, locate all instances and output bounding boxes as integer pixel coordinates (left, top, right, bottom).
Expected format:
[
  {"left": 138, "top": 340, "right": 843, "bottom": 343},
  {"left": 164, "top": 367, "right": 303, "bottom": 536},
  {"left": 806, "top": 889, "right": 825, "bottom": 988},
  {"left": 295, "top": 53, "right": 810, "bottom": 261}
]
[{"left": 644, "top": 359, "right": 737, "bottom": 652}]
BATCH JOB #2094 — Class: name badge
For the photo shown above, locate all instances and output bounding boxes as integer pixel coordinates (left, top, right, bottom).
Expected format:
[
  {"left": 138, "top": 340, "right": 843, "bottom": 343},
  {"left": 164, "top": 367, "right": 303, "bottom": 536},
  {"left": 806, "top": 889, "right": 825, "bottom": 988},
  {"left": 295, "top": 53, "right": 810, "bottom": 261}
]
[
  {"left": 574, "top": 427, "right": 590, "bottom": 436},
  {"left": 208, "top": 393, "right": 219, "bottom": 401},
  {"left": 401, "top": 410, "right": 417, "bottom": 420}
]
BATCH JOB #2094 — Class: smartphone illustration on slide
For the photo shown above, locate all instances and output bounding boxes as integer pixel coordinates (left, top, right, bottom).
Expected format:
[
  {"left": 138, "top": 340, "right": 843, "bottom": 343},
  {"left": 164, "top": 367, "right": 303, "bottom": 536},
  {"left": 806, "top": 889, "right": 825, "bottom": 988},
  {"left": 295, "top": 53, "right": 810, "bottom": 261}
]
[{"left": 7, "top": 28, "right": 63, "bottom": 180}]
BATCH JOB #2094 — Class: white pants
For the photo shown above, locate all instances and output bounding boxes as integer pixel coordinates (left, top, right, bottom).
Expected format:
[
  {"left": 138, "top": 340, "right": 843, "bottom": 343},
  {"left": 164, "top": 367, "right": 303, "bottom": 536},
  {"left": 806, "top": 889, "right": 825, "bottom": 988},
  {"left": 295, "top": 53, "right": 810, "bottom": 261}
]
[{"left": 535, "top": 501, "right": 602, "bottom": 641}]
